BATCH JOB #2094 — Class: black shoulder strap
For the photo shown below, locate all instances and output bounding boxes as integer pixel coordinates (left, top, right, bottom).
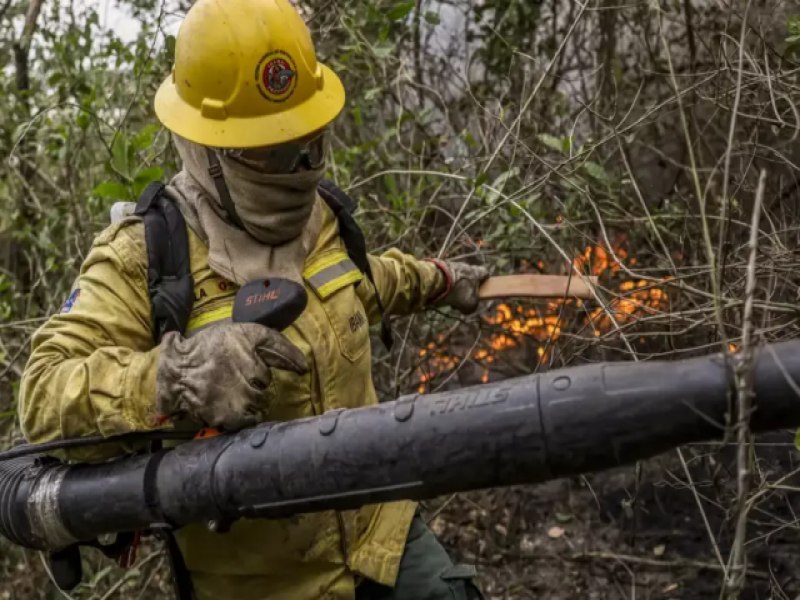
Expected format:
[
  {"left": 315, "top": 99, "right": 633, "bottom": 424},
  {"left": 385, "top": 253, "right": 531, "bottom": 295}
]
[
  {"left": 317, "top": 179, "right": 393, "bottom": 350},
  {"left": 130, "top": 186, "right": 196, "bottom": 599},
  {"left": 133, "top": 182, "right": 195, "bottom": 344},
  {"left": 318, "top": 178, "right": 357, "bottom": 214},
  {"left": 144, "top": 449, "right": 195, "bottom": 600}
]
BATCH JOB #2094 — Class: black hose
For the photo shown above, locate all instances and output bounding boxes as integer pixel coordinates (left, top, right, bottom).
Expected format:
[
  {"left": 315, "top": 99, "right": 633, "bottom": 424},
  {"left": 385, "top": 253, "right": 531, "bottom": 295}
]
[
  {"left": 2, "top": 340, "right": 799, "bottom": 555},
  {"left": 0, "top": 456, "right": 35, "bottom": 545}
]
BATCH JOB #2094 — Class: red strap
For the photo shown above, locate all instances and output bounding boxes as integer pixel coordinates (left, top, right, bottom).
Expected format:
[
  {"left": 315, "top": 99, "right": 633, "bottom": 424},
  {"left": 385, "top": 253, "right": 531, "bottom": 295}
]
[
  {"left": 426, "top": 258, "right": 453, "bottom": 303},
  {"left": 117, "top": 530, "right": 141, "bottom": 568}
]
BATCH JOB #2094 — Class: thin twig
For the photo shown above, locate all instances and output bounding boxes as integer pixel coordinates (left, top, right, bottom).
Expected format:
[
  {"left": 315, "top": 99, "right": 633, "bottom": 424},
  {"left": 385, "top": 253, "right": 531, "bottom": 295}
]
[
  {"left": 677, "top": 447, "right": 728, "bottom": 575},
  {"left": 723, "top": 168, "right": 766, "bottom": 599},
  {"left": 503, "top": 549, "right": 770, "bottom": 579},
  {"left": 97, "top": 550, "right": 162, "bottom": 600},
  {"left": 573, "top": 550, "right": 765, "bottom": 578},
  {"left": 717, "top": 0, "right": 752, "bottom": 297}
]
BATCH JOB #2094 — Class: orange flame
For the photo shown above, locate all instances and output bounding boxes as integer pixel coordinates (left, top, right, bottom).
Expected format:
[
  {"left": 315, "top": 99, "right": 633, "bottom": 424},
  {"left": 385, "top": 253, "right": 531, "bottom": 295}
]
[{"left": 417, "top": 238, "right": 670, "bottom": 392}]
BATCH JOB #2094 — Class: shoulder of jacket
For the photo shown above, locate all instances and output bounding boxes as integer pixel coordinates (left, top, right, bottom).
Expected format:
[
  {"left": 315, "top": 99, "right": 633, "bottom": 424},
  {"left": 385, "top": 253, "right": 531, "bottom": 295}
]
[
  {"left": 313, "top": 195, "right": 348, "bottom": 253},
  {"left": 93, "top": 214, "right": 145, "bottom": 247},
  {"left": 88, "top": 216, "right": 147, "bottom": 274}
]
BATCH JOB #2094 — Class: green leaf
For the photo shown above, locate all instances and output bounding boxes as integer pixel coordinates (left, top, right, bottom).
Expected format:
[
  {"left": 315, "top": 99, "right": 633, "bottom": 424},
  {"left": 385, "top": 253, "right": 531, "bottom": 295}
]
[
  {"left": 132, "top": 166, "right": 165, "bottom": 196},
  {"left": 364, "top": 87, "right": 383, "bottom": 101},
  {"left": 424, "top": 11, "right": 441, "bottom": 25},
  {"left": 165, "top": 34, "right": 177, "bottom": 59},
  {"left": 582, "top": 160, "right": 611, "bottom": 184},
  {"left": 384, "top": 173, "right": 399, "bottom": 197},
  {"left": 134, "top": 166, "right": 165, "bottom": 184},
  {"left": 387, "top": 1, "right": 415, "bottom": 21},
  {"left": 373, "top": 45, "right": 394, "bottom": 59},
  {"left": 88, "top": 565, "right": 113, "bottom": 586},
  {"left": 795, "top": 427, "right": 800, "bottom": 450},
  {"left": 92, "top": 181, "right": 130, "bottom": 201},
  {"left": 132, "top": 124, "right": 161, "bottom": 152},
  {"left": 110, "top": 135, "right": 133, "bottom": 180},
  {"left": 76, "top": 111, "right": 91, "bottom": 130},
  {"left": 485, "top": 168, "right": 519, "bottom": 204},
  {"left": 351, "top": 106, "right": 363, "bottom": 127},
  {"left": 462, "top": 130, "right": 479, "bottom": 149},
  {"left": 473, "top": 172, "right": 489, "bottom": 188},
  {"left": 555, "top": 511, "right": 573, "bottom": 523},
  {"left": 537, "top": 133, "right": 565, "bottom": 154}
]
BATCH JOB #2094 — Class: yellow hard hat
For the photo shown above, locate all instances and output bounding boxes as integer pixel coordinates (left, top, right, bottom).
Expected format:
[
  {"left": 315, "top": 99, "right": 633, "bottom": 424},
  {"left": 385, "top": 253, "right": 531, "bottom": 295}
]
[{"left": 154, "top": 0, "right": 345, "bottom": 149}]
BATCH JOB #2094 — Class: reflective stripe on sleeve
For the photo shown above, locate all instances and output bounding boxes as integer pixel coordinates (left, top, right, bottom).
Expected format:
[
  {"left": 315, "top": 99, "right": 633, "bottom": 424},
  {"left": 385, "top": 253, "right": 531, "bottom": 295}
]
[{"left": 304, "top": 250, "right": 363, "bottom": 299}]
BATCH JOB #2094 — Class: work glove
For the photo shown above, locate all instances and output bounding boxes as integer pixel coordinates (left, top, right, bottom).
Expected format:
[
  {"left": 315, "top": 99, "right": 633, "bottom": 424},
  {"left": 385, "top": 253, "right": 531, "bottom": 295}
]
[
  {"left": 428, "top": 259, "right": 490, "bottom": 314},
  {"left": 156, "top": 322, "right": 308, "bottom": 431}
]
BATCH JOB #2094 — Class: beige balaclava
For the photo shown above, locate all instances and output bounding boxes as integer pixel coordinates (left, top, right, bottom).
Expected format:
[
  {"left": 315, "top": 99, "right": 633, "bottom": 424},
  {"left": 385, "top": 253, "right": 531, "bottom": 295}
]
[{"left": 166, "top": 135, "right": 324, "bottom": 285}]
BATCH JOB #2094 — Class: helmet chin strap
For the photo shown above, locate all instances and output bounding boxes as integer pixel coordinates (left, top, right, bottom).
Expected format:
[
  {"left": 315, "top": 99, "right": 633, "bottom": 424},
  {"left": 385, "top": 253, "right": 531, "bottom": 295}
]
[{"left": 205, "top": 147, "right": 246, "bottom": 230}]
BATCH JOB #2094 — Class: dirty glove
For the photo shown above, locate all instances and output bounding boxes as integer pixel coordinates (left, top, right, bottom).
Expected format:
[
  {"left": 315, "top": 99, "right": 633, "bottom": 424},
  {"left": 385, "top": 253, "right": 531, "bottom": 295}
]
[
  {"left": 156, "top": 322, "right": 308, "bottom": 431},
  {"left": 428, "top": 259, "right": 490, "bottom": 314}
]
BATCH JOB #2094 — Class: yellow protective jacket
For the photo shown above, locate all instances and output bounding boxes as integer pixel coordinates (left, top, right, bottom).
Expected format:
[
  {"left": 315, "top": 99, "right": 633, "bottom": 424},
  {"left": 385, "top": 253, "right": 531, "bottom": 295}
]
[{"left": 19, "top": 196, "right": 444, "bottom": 600}]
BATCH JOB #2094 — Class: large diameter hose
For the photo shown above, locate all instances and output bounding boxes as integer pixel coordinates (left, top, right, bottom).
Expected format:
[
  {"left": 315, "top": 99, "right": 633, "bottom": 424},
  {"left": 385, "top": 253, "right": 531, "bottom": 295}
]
[
  {"left": 0, "top": 457, "right": 35, "bottom": 546},
  {"left": 2, "top": 340, "right": 799, "bottom": 552}
]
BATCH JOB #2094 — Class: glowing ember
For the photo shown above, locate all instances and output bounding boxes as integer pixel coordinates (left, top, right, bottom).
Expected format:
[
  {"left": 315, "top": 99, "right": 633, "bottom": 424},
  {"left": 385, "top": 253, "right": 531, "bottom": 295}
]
[{"left": 416, "top": 238, "right": 670, "bottom": 392}]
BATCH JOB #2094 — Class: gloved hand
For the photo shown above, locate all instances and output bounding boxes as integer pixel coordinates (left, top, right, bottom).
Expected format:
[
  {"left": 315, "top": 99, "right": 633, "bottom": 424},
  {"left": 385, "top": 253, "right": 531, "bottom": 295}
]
[
  {"left": 156, "top": 322, "right": 308, "bottom": 430},
  {"left": 428, "top": 259, "right": 490, "bottom": 314}
]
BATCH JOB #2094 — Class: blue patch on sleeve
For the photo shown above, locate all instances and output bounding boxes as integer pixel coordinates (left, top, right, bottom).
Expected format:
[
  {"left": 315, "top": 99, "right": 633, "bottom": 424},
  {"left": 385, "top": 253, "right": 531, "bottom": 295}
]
[{"left": 60, "top": 288, "right": 81, "bottom": 314}]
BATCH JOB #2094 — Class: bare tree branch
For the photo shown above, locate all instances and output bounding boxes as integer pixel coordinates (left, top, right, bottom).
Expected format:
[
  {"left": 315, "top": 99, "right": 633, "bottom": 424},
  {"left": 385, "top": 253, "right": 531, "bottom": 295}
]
[{"left": 723, "top": 168, "right": 767, "bottom": 599}]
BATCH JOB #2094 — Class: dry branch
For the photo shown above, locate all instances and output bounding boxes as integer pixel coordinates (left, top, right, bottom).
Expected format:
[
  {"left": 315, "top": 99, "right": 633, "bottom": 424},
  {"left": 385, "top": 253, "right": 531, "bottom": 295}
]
[{"left": 723, "top": 168, "right": 767, "bottom": 599}]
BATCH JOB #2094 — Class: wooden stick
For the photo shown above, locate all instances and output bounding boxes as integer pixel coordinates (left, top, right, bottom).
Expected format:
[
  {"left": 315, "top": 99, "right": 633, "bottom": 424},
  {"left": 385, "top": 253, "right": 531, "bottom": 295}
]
[{"left": 479, "top": 274, "right": 598, "bottom": 300}]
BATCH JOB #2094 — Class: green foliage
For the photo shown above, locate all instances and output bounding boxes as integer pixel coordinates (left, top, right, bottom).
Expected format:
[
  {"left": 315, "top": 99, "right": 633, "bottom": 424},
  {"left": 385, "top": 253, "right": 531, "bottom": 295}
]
[
  {"left": 471, "top": 0, "right": 546, "bottom": 80},
  {"left": 538, "top": 133, "right": 572, "bottom": 155},
  {"left": 787, "top": 15, "right": 800, "bottom": 56},
  {"left": 387, "top": 1, "right": 416, "bottom": 21},
  {"left": 0, "top": 1, "right": 174, "bottom": 320},
  {"left": 96, "top": 124, "right": 167, "bottom": 202}
]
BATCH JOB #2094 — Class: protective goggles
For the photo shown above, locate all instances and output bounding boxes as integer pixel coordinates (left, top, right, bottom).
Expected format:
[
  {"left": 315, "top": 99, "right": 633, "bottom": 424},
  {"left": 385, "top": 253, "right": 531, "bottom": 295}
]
[{"left": 222, "top": 130, "right": 327, "bottom": 174}]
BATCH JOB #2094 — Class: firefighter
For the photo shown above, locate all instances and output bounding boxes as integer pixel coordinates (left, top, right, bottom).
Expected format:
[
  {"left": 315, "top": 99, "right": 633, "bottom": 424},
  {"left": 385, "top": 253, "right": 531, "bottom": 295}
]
[{"left": 18, "top": 0, "right": 487, "bottom": 598}]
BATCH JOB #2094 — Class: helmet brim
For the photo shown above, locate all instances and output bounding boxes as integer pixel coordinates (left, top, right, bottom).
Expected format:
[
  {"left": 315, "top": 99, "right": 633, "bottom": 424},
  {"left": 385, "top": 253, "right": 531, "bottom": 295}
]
[{"left": 154, "top": 63, "right": 345, "bottom": 148}]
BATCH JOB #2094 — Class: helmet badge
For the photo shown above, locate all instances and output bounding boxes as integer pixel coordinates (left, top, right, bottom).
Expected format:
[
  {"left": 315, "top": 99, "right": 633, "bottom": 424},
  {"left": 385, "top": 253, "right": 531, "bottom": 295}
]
[{"left": 256, "top": 51, "right": 298, "bottom": 103}]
